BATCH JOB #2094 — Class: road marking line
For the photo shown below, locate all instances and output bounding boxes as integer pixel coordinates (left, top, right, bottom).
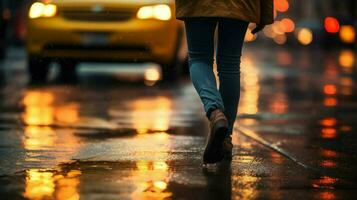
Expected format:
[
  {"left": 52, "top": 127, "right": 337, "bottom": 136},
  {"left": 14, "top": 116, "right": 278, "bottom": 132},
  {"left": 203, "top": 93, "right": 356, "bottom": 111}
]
[{"left": 236, "top": 126, "right": 309, "bottom": 169}]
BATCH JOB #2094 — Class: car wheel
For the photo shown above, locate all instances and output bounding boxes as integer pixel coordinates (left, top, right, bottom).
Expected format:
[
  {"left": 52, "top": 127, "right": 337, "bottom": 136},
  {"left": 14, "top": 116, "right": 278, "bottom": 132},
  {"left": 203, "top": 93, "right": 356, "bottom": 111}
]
[
  {"left": 161, "top": 29, "right": 187, "bottom": 82},
  {"left": 182, "top": 57, "right": 189, "bottom": 75},
  {"left": 0, "top": 45, "right": 6, "bottom": 60},
  {"left": 161, "top": 62, "right": 181, "bottom": 82},
  {"left": 28, "top": 57, "right": 50, "bottom": 83},
  {"left": 59, "top": 60, "right": 78, "bottom": 81},
  {"left": 0, "top": 46, "right": 5, "bottom": 60}
]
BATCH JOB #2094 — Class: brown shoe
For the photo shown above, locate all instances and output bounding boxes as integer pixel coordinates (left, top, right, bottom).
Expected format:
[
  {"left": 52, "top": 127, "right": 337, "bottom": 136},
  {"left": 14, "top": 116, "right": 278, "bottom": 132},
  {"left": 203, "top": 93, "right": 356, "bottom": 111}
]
[
  {"left": 203, "top": 109, "right": 228, "bottom": 164},
  {"left": 223, "top": 136, "right": 233, "bottom": 160}
]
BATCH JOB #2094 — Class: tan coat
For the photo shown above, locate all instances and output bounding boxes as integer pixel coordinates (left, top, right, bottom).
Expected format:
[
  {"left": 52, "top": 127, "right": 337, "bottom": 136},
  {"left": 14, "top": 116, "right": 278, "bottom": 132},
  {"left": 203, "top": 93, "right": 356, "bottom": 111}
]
[{"left": 175, "top": 0, "right": 274, "bottom": 25}]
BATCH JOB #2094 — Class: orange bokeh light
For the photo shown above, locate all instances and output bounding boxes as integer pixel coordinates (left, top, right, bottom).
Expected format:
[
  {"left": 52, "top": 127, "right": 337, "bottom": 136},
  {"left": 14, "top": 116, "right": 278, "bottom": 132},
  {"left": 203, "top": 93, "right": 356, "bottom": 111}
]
[
  {"left": 297, "top": 28, "right": 313, "bottom": 45},
  {"left": 323, "top": 84, "right": 337, "bottom": 95},
  {"left": 274, "top": 0, "right": 289, "bottom": 12},
  {"left": 312, "top": 176, "right": 337, "bottom": 191},
  {"left": 320, "top": 149, "right": 337, "bottom": 158},
  {"left": 339, "top": 50, "right": 355, "bottom": 68},
  {"left": 339, "top": 25, "right": 355, "bottom": 43},
  {"left": 273, "top": 34, "right": 287, "bottom": 45},
  {"left": 320, "top": 118, "right": 337, "bottom": 127},
  {"left": 317, "top": 176, "right": 338, "bottom": 185},
  {"left": 340, "top": 125, "right": 352, "bottom": 132},
  {"left": 324, "top": 17, "right": 340, "bottom": 33},
  {"left": 323, "top": 98, "right": 337, "bottom": 107},
  {"left": 319, "top": 191, "right": 336, "bottom": 200},
  {"left": 320, "top": 160, "right": 337, "bottom": 168},
  {"left": 321, "top": 128, "right": 337, "bottom": 139},
  {"left": 281, "top": 18, "right": 295, "bottom": 32}
]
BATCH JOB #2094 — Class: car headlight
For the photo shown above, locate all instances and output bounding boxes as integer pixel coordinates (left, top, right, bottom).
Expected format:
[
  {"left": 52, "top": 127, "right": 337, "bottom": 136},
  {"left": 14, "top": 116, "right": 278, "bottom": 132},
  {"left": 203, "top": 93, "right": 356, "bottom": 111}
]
[
  {"left": 29, "top": 2, "right": 57, "bottom": 19},
  {"left": 137, "top": 4, "right": 171, "bottom": 21}
]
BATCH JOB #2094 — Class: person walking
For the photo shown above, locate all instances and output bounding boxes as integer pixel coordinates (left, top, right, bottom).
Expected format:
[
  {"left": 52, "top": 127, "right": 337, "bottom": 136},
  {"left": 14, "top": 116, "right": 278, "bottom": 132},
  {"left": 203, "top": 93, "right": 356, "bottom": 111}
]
[{"left": 175, "top": 0, "right": 274, "bottom": 164}]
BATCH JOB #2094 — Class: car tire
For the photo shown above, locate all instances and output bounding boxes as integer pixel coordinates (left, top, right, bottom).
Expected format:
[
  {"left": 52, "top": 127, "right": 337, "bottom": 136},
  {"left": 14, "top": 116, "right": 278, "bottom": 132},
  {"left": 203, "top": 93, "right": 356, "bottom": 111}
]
[
  {"left": 182, "top": 57, "right": 189, "bottom": 75},
  {"left": 0, "top": 45, "right": 5, "bottom": 60},
  {"left": 161, "top": 62, "right": 181, "bottom": 82},
  {"left": 59, "top": 60, "right": 78, "bottom": 81},
  {"left": 161, "top": 29, "right": 187, "bottom": 82},
  {"left": 28, "top": 57, "right": 50, "bottom": 83}
]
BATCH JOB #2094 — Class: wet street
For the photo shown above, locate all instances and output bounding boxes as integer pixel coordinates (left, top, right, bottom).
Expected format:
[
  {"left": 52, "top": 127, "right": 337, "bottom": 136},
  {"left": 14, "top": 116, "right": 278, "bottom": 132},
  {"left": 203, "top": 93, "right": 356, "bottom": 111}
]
[{"left": 0, "top": 45, "right": 357, "bottom": 199}]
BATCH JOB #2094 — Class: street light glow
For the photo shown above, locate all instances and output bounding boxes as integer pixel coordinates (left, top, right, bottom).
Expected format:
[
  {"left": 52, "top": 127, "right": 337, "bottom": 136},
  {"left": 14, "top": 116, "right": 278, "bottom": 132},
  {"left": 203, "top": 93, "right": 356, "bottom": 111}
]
[
  {"left": 324, "top": 17, "right": 340, "bottom": 33},
  {"left": 274, "top": 0, "right": 289, "bottom": 12},
  {"left": 273, "top": 34, "right": 287, "bottom": 45},
  {"left": 281, "top": 18, "right": 295, "bottom": 33},
  {"left": 339, "top": 25, "right": 356, "bottom": 43},
  {"left": 297, "top": 28, "right": 313, "bottom": 45},
  {"left": 339, "top": 50, "right": 355, "bottom": 68}
]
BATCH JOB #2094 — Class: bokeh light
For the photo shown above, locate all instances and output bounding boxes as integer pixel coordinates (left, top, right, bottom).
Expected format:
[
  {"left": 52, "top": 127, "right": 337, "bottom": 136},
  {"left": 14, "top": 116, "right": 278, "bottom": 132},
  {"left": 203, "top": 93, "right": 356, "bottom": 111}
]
[
  {"left": 339, "top": 25, "right": 356, "bottom": 43},
  {"left": 263, "top": 25, "right": 277, "bottom": 38},
  {"left": 274, "top": 0, "right": 289, "bottom": 12},
  {"left": 273, "top": 34, "right": 287, "bottom": 45},
  {"left": 272, "top": 21, "right": 285, "bottom": 35},
  {"left": 338, "top": 50, "right": 355, "bottom": 68},
  {"left": 324, "top": 17, "right": 340, "bottom": 33},
  {"left": 324, "top": 97, "right": 337, "bottom": 107},
  {"left": 320, "top": 118, "right": 337, "bottom": 127},
  {"left": 297, "top": 28, "right": 313, "bottom": 45},
  {"left": 244, "top": 28, "right": 257, "bottom": 42},
  {"left": 280, "top": 18, "right": 295, "bottom": 33},
  {"left": 144, "top": 67, "right": 160, "bottom": 82},
  {"left": 321, "top": 128, "right": 337, "bottom": 139},
  {"left": 323, "top": 84, "right": 337, "bottom": 95}
]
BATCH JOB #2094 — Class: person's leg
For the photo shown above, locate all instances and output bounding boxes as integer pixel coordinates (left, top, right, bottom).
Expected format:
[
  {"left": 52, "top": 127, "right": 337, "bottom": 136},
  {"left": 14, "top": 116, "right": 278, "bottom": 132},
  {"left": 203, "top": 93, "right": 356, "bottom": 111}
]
[
  {"left": 216, "top": 18, "right": 248, "bottom": 135},
  {"left": 184, "top": 18, "right": 224, "bottom": 118}
]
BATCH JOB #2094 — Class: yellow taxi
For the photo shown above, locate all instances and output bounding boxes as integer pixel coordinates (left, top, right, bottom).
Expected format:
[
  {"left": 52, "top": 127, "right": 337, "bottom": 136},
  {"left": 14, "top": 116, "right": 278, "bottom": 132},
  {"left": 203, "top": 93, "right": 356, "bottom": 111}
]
[{"left": 26, "top": 0, "right": 187, "bottom": 81}]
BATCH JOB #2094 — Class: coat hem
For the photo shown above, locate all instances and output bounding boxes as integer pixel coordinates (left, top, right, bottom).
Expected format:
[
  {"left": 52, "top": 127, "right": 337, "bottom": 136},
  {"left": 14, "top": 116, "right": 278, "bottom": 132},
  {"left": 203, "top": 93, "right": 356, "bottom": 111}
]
[{"left": 175, "top": 15, "right": 254, "bottom": 24}]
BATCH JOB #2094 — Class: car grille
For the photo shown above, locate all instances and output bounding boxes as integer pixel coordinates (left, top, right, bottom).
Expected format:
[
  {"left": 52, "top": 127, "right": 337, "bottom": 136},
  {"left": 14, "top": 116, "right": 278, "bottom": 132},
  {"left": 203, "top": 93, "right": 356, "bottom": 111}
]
[{"left": 60, "top": 8, "right": 135, "bottom": 22}]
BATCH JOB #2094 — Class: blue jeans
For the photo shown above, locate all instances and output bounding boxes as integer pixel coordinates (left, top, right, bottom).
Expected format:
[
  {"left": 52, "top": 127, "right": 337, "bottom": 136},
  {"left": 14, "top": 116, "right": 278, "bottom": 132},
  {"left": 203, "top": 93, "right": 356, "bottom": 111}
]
[{"left": 184, "top": 17, "right": 248, "bottom": 135}]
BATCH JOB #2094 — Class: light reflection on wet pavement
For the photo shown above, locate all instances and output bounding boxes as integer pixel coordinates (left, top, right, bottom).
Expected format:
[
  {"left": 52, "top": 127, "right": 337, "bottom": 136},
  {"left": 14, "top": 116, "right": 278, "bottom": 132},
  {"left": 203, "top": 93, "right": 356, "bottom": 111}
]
[{"left": 1, "top": 46, "right": 357, "bottom": 199}]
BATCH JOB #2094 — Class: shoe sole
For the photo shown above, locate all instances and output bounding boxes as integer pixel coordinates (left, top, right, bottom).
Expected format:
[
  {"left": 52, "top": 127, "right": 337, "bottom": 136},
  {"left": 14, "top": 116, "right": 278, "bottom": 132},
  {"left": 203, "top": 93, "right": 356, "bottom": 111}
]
[{"left": 203, "top": 120, "right": 228, "bottom": 164}]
